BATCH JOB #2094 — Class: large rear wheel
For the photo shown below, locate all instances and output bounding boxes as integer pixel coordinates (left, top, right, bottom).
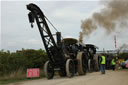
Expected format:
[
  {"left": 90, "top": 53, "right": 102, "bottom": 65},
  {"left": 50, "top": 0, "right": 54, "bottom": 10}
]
[
  {"left": 77, "top": 52, "right": 87, "bottom": 75},
  {"left": 66, "top": 59, "right": 75, "bottom": 78},
  {"left": 44, "top": 61, "right": 54, "bottom": 79}
]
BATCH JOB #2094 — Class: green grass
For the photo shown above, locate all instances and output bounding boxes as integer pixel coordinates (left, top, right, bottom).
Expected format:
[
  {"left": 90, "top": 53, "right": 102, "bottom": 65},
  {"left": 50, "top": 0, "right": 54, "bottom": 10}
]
[
  {"left": 117, "top": 68, "right": 128, "bottom": 71},
  {"left": 0, "top": 78, "right": 26, "bottom": 85},
  {"left": 120, "top": 68, "right": 128, "bottom": 71},
  {"left": 0, "top": 69, "right": 45, "bottom": 85},
  {"left": 0, "top": 77, "right": 44, "bottom": 85}
]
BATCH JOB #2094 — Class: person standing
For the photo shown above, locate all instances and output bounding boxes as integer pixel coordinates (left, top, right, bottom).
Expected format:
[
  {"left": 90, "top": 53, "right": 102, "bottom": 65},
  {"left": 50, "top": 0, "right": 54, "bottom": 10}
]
[
  {"left": 99, "top": 54, "right": 106, "bottom": 74},
  {"left": 111, "top": 58, "right": 116, "bottom": 70}
]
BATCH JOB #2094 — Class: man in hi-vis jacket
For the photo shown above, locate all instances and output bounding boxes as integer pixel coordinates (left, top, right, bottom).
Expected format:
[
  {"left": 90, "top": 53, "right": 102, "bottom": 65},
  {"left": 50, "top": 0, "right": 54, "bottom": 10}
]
[{"left": 99, "top": 54, "right": 106, "bottom": 74}]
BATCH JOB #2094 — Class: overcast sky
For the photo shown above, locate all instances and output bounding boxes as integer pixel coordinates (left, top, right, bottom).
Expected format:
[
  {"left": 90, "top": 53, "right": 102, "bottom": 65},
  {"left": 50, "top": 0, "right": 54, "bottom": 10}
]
[{"left": 1, "top": 0, "right": 128, "bottom": 52}]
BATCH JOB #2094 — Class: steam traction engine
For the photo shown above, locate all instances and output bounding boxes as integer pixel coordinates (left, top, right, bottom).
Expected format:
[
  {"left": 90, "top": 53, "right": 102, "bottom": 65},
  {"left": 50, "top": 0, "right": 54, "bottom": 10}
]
[{"left": 26, "top": 3, "right": 97, "bottom": 79}]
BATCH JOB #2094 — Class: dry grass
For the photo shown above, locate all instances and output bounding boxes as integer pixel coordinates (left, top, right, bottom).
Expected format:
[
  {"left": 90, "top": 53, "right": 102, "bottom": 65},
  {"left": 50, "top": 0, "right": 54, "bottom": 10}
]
[
  {"left": 0, "top": 68, "right": 25, "bottom": 81},
  {"left": 0, "top": 68, "right": 46, "bottom": 80},
  {"left": 0, "top": 69, "right": 46, "bottom": 84}
]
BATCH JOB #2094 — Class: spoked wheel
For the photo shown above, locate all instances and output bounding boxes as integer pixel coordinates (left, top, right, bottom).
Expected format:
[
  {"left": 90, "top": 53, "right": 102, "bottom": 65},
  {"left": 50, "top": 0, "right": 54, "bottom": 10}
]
[
  {"left": 88, "top": 59, "right": 94, "bottom": 72},
  {"left": 93, "top": 54, "right": 100, "bottom": 71},
  {"left": 66, "top": 59, "right": 75, "bottom": 78},
  {"left": 44, "top": 61, "right": 54, "bottom": 79},
  {"left": 77, "top": 52, "right": 87, "bottom": 75}
]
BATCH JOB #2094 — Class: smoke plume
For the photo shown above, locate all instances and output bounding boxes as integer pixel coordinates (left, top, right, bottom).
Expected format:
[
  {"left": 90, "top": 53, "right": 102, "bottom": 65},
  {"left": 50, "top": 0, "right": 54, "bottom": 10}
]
[
  {"left": 117, "top": 44, "right": 128, "bottom": 53},
  {"left": 79, "top": 0, "right": 128, "bottom": 42},
  {"left": 79, "top": 32, "right": 83, "bottom": 43}
]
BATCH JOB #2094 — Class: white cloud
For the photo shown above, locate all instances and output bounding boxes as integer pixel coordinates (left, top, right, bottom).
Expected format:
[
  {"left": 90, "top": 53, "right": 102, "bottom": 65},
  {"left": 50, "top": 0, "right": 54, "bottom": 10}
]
[
  {"left": 23, "top": 39, "right": 41, "bottom": 45},
  {"left": 2, "top": 0, "right": 127, "bottom": 52},
  {"left": 0, "top": 1, "right": 103, "bottom": 52},
  {"left": 0, "top": 1, "right": 1, "bottom": 49},
  {"left": 53, "top": 9, "right": 85, "bottom": 21},
  {"left": 1, "top": 0, "right": 100, "bottom": 1},
  {"left": 64, "top": 35, "right": 76, "bottom": 39}
]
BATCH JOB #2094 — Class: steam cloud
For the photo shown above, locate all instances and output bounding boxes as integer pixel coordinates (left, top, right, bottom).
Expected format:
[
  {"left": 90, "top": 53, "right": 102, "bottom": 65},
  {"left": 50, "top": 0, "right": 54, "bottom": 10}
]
[
  {"left": 79, "top": 0, "right": 128, "bottom": 42},
  {"left": 117, "top": 44, "right": 128, "bottom": 53}
]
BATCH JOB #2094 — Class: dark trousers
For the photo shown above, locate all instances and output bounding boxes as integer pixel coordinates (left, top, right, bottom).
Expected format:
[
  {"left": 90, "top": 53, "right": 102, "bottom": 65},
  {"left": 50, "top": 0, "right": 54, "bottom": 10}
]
[
  {"left": 112, "top": 65, "right": 115, "bottom": 70},
  {"left": 100, "top": 64, "right": 105, "bottom": 74}
]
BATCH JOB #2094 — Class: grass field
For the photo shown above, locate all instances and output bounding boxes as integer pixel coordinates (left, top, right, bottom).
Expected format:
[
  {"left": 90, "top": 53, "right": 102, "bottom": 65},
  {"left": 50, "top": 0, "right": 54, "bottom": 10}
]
[
  {"left": 0, "top": 69, "right": 45, "bottom": 85},
  {"left": 0, "top": 76, "right": 44, "bottom": 85}
]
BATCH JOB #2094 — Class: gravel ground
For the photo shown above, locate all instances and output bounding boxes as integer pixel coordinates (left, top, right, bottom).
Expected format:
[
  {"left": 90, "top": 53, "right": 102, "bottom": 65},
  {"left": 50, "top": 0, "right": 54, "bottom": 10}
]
[{"left": 8, "top": 70, "right": 128, "bottom": 85}]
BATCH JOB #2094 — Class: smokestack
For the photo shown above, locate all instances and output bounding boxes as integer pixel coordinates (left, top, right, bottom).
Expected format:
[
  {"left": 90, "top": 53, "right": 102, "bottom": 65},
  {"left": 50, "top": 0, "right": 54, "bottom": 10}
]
[
  {"left": 79, "top": 32, "right": 83, "bottom": 43},
  {"left": 79, "top": 0, "right": 128, "bottom": 41}
]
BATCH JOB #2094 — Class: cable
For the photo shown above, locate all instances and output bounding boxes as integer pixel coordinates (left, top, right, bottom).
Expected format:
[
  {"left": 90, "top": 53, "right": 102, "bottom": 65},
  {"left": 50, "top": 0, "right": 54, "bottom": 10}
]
[
  {"left": 44, "top": 15, "right": 64, "bottom": 39},
  {"left": 44, "top": 16, "right": 59, "bottom": 32}
]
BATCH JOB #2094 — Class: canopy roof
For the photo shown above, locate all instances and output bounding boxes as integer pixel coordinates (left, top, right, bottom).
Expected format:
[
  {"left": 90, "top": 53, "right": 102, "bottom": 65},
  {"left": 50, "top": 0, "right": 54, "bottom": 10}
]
[{"left": 62, "top": 38, "right": 78, "bottom": 44}]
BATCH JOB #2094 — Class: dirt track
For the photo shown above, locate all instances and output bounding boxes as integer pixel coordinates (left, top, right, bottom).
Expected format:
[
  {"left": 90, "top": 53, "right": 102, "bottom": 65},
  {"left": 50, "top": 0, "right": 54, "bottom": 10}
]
[{"left": 8, "top": 70, "right": 128, "bottom": 85}]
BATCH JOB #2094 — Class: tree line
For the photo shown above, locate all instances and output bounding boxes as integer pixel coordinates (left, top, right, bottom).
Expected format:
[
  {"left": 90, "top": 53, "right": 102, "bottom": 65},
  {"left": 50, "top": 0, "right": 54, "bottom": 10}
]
[
  {"left": 0, "top": 48, "right": 128, "bottom": 77},
  {"left": 118, "top": 53, "right": 128, "bottom": 60},
  {"left": 0, "top": 49, "right": 48, "bottom": 76}
]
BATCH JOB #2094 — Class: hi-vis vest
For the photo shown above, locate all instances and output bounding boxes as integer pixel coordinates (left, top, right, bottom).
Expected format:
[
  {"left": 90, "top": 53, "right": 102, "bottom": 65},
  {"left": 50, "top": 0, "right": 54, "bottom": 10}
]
[
  {"left": 112, "top": 59, "right": 116, "bottom": 65},
  {"left": 101, "top": 56, "right": 106, "bottom": 64}
]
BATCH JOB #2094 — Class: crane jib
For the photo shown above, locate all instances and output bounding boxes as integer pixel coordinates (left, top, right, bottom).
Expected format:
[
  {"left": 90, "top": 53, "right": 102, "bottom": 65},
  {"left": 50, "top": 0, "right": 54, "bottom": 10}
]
[{"left": 26, "top": 3, "right": 64, "bottom": 63}]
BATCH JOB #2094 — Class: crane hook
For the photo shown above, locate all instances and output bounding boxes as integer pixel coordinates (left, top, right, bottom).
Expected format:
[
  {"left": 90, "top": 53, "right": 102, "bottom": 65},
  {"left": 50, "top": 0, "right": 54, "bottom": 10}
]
[{"left": 31, "top": 23, "right": 34, "bottom": 28}]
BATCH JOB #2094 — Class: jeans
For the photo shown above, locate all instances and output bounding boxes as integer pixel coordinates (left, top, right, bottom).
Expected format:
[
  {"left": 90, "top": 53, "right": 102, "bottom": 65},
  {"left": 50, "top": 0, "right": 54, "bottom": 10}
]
[{"left": 100, "top": 64, "right": 105, "bottom": 74}]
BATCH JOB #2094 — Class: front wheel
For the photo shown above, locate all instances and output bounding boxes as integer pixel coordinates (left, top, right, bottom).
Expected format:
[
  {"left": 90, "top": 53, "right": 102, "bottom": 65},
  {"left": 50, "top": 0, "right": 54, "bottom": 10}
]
[
  {"left": 44, "top": 61, "right": 54, "bottom": 79},
  {"left": 66, "top": 59, "right": 75, "bottom": 78}
]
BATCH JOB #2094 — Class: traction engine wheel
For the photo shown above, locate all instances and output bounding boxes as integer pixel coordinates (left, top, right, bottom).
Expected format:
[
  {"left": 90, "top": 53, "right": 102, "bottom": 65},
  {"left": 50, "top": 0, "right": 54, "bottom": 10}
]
[
  {"left": 66, "top": 59, "right": 75, "bottom": 78},
  {"left": 88, "top": 59, "right": 94, "bottom": 72},
  {"left": 77, "top": 52, "right": 87, "bottom": 75},
  {"left": 93, "top": 54, "right": 100, "bottom": 71},
  {"left": 44, "top": 61, "right": 54, "bottom": 79}
]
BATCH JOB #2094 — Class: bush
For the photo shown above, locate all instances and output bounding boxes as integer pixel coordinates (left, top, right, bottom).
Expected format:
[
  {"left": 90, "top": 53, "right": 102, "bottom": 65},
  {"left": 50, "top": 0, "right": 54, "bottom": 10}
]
[
  {"left": 118, "top": 53, "right": 128, "bottom": 60},
  {"left": 0, "top": 49, "right": 48, "bottom": 77}
]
